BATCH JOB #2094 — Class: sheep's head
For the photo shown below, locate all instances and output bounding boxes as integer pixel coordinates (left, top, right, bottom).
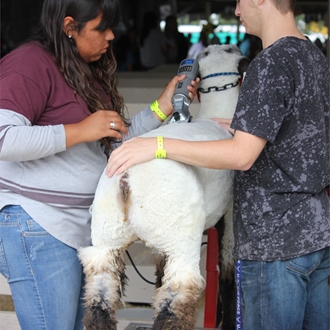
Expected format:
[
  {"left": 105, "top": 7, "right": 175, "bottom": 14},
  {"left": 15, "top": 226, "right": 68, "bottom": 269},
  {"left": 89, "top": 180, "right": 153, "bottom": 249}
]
[
  {"left": 195, "top": 45, "right": 250, "bottom": 119},
  {"left": 196, "top": 44, "right": 250, "bottom": 80}
]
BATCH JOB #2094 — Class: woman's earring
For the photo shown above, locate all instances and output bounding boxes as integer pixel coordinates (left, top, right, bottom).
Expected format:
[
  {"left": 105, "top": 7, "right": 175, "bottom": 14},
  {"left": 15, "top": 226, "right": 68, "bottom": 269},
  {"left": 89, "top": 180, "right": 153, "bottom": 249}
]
[{"left": 68, "top": 35, "right": 72, "bottom": 38}]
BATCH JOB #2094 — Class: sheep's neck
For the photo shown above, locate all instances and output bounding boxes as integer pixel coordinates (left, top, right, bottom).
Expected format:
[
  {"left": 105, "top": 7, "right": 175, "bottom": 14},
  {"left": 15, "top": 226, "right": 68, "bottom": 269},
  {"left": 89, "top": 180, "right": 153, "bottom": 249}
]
[{"left": 196, "top": 86, "right": 240, "bottom": 119}]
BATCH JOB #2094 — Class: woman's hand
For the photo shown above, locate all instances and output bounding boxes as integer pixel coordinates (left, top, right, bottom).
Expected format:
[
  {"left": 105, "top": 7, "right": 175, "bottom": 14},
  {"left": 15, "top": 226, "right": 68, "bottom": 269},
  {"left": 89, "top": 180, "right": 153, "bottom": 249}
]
[
  {"left": 64, "top": 110, "right": 129, "bottom": 148},
  {"left": 106, "top": 137, "right": 156, "bottom": 177},
  {"left": 212, "top": 118, "right": 235, "bottom": 136},
  {"left": 155, "top": 75, "right": 200, "bottom": 120}
]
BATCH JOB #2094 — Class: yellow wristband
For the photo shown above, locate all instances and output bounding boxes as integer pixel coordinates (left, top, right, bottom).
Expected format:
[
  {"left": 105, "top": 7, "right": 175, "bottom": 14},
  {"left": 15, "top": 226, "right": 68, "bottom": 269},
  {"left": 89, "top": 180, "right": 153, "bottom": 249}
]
[
  {"left": 155, "top": 136, "right": 167, "bottom": 159},
  {"left": 150, "top": 100, "right": 167, "bottom": 121}
]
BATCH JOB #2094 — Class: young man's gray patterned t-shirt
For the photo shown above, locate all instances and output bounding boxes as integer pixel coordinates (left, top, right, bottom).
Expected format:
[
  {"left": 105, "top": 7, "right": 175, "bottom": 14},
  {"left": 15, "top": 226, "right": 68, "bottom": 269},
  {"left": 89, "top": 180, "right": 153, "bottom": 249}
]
[{"left": 231, "top": 37, "right": 330, "bottom": 261}]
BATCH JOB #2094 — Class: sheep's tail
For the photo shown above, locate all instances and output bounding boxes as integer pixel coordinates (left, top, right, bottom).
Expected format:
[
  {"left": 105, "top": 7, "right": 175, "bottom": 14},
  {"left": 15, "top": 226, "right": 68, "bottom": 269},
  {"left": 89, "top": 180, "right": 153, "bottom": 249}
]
[
  {"left": 119, "top": 172, "right": 130, "bottom": 202},
  {"left": 119, "top": 172, "right": 131, "bottom": 222}
]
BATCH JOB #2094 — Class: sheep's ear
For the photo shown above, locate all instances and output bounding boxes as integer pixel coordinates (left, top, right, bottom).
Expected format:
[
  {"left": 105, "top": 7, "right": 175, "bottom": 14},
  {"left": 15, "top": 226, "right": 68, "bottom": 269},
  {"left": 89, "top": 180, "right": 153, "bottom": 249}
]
[{"left": 238, "top": 57, "right": 250, "bottom": 77}]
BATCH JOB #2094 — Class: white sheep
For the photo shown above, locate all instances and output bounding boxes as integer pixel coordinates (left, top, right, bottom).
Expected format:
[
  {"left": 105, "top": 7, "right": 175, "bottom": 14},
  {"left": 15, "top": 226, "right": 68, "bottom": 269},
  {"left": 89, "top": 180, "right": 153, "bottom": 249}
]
[{"left": 79, "top": 44, "right": 249, "bottom": 330}]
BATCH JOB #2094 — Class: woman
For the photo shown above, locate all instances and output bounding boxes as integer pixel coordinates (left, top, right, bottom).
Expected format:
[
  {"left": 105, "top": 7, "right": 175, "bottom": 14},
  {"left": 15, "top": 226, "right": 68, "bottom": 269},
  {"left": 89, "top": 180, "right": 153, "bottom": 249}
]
[{"left": 0, "top": 0, "right": 196, "bottom": 329}]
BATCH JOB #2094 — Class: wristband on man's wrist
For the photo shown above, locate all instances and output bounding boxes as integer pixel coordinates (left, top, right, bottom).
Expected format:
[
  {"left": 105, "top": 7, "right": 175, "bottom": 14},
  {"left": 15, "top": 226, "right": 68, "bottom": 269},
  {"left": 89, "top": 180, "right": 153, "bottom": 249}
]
[
  {"left": 155, "top": 136, "right": 167, "bottom": 159},
  {"left": 150, "top": 100, "right": 167, "bottom": 121}
]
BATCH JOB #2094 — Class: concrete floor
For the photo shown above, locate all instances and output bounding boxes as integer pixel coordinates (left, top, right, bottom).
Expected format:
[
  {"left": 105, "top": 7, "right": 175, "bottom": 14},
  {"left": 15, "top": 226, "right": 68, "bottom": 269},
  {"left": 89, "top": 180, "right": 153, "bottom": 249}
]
[{"left": 0, "top": 295, "right": 208, "bottom": 330}]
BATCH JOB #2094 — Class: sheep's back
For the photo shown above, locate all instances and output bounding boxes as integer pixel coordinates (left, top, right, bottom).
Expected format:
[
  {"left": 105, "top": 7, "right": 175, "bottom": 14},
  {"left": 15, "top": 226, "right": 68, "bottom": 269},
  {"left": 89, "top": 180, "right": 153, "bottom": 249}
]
[{"left": 140, "top": 118, "right": 232, "bottom": 141}]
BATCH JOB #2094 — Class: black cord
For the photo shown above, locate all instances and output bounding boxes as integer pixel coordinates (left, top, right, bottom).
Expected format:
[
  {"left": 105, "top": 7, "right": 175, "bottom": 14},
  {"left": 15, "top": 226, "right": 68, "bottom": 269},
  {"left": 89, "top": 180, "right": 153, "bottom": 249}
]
[
  {"left": 125, "top": 250, "right": 156, "bottom": 285},
  {"left": 125, "top": 241, "right": 208, "bottom": 286}
]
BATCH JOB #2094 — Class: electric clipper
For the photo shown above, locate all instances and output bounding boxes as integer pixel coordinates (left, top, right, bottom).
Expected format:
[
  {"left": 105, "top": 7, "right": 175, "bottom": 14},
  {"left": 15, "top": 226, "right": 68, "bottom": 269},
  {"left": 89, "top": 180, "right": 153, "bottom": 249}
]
[{"left": 168, "top": 58, "right": 199, "bottom": 124}]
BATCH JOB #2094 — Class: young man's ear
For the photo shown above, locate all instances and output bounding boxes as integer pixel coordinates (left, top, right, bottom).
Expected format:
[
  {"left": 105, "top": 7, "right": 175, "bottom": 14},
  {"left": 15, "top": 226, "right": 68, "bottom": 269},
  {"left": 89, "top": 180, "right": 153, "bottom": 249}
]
[{"left": 63, "top": 16, "right": 76, "bottom": 38}]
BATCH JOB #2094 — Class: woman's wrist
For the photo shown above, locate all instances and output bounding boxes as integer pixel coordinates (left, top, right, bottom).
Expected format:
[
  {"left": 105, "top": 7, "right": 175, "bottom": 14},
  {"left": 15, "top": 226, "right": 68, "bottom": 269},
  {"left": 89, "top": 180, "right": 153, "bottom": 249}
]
[
  {"left": 150, "top": 99, "right": 172, "bottom": 121},
  {"left": 157, "top": 98, "right": 172, "bottom": 117}
]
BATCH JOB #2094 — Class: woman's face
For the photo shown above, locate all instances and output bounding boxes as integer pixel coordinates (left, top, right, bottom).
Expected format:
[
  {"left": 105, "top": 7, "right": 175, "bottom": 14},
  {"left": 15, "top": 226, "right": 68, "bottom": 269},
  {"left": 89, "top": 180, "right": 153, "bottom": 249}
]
[{"left": 72, "top": 13, "right": 114, "bottom": 63}]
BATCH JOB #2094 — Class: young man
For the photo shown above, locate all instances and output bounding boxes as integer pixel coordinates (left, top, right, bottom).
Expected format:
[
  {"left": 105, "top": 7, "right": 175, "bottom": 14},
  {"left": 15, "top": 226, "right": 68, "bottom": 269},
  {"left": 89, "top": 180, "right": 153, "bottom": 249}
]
[{"left": 107, "top": 0, "right": 330, "bottom": 328}]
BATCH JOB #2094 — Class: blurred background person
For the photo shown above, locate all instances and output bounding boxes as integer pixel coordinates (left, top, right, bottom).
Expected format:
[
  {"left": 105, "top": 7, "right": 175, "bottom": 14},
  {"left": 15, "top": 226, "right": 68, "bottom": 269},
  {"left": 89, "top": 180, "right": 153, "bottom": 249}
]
[
  {"left": 139, "top": 11, "right": 166, "bottom": 70},
  {"left": 163, "top": 14, "right": 189, "bottom": 63}
]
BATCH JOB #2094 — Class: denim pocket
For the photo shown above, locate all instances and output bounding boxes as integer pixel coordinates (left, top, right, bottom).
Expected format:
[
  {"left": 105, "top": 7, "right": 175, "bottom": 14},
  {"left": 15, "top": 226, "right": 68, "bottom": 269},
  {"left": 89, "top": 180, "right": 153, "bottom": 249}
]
[
  {"left": 286, "top": 250, "right": 324, "bottom": 276},
  {"left": 25, "top": 219, "right": 49, "bottom": 237},
  {"left": 0, "top": 239, "right": 9, "bottom": 278}
]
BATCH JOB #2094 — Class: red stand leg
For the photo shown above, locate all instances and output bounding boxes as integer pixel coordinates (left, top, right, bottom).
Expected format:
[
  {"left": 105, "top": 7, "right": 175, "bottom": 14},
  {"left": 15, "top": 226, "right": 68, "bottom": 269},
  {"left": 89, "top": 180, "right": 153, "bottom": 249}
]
[{"left": 203, "top": 227, "right": 219, "bottom": 328}]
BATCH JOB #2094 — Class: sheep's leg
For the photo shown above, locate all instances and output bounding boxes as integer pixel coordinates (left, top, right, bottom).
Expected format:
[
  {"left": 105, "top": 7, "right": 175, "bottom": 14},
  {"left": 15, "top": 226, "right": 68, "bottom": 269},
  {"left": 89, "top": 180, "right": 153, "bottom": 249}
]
[
  {"left": 215, "top": 207, "right": 236, "bottom": 330},
  {"left": 152, "top": 252, "right": 205, "bottom": 330},
  {"left": 78, "top": 246, "right": 127, "bottom": 330},
  {"left": 154, "top": 253, "right": 166, "bottom": 289}
]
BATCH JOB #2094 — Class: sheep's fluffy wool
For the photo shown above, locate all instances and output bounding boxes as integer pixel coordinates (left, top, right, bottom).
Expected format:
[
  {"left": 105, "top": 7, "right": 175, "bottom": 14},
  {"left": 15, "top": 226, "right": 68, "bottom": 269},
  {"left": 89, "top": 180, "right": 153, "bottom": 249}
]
[
  {"left": 79, "top": 44, "right": 245, "bottom": 330},
  {"left": 92, "top": 45, "right": 241, "bottom": 251}
]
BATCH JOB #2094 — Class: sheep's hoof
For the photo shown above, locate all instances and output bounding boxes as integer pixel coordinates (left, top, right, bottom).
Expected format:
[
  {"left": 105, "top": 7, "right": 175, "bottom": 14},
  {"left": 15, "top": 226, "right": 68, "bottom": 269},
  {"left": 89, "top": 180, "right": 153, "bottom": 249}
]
[
  {"left": 152, "top": 312, "right": 177, "bottom": 330},
  {"left": 83, "top": 306, "right": 117, "bottom": 330},
  {"left": 152, "top": 309, "right": 194, "bottom": 330}
]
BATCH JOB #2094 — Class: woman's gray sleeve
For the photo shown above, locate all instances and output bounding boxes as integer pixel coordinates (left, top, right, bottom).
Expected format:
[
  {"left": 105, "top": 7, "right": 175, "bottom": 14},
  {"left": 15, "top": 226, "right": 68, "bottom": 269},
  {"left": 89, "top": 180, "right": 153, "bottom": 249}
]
[
  {"left": 0, "top": 109, "right": 66, "bottom": 161},
  {"left": 123, "top": 105, "right": 163, "bottom": 141}
]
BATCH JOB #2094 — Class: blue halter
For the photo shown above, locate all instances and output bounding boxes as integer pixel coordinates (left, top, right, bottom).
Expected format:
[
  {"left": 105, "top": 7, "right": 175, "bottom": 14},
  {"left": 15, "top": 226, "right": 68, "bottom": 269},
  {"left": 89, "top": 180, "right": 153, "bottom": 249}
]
[
  {"left": 197, "top": 71, "right": 241, "bottom": 94},
  {"left": 201, "top": 72, "right": 240, "bottom": 80}
]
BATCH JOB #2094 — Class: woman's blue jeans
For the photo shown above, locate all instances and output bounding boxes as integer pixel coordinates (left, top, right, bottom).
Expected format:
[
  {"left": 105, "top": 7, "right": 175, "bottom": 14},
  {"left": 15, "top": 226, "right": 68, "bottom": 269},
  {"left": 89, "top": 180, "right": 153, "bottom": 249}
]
[
  {"left": 0, "top": 205, "right": 85, "bottom": 330},
  {"left": 240, "top": 247, "right": 330, "bottom": 330}
]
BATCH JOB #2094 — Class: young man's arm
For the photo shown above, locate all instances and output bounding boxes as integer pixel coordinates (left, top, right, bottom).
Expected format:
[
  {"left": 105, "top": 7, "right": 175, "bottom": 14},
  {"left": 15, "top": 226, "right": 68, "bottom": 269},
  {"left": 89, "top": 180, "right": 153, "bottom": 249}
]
[{"left": 106, "top": 130, "right": 267, "bottom": 176}]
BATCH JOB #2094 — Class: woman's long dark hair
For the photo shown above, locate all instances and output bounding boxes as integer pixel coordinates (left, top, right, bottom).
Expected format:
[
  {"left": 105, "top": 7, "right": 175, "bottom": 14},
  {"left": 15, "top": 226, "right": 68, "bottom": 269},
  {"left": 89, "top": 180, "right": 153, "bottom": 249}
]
[{"left": 33, "top": 0, "right": 129, "bottom": 151}]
